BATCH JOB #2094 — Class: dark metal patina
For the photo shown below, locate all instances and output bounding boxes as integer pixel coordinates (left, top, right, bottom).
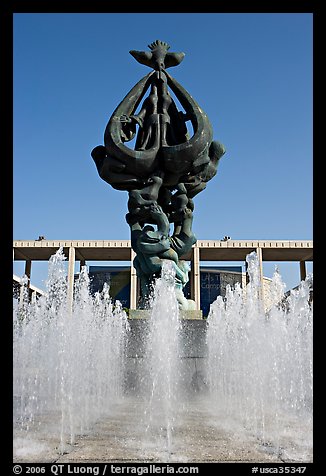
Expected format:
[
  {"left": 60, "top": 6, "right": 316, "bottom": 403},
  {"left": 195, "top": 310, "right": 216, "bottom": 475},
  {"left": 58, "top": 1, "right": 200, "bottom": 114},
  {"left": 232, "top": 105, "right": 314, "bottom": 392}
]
[{"left": 92, "top": 40, "right": 226, "bottom": 309}]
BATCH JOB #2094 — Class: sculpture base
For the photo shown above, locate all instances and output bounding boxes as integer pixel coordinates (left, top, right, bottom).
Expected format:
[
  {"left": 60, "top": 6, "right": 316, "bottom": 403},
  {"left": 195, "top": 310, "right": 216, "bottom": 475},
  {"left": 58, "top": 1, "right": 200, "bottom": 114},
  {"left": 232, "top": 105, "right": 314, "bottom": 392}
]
[{"left": 128, "top": 309, "right": 203, "bottom": 319}]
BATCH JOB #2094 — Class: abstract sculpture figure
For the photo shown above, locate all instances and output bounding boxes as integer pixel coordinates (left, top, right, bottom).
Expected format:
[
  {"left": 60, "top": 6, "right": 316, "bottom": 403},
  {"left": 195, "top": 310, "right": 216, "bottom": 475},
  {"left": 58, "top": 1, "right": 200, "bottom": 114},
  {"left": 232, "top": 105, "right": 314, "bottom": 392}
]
[{"left": 92, "top": 40, "right": 226, "bottom": 310}]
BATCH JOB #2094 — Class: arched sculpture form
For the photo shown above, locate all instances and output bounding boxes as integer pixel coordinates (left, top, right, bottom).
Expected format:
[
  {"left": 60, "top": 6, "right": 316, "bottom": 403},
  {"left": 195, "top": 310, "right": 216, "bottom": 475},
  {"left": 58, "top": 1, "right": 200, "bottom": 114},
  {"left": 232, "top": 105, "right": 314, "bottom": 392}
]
[{"left": 92, "top": 40, "right": 226, "bottom": 310}]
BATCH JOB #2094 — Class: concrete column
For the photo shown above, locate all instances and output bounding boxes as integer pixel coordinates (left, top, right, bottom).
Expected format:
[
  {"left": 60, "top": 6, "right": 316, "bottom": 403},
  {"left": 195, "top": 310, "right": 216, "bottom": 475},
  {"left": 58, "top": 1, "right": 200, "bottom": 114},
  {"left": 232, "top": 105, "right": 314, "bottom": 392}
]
[
  {"left": 24, "top": 260, "right": 32, "bottom": 288},
  {"left": 300, "top": 260, "right": 307, "bottom": 281},
  {"left": 245, "top": 260, "right": 249, "bottom": 285},
  {"left": 191, "top": 245, "right": 201, "bottom": 311},
  {"left": 242, "top": 266, "right": 247, "bottom": 290},
  {"left": 256, "top": 247, "right": 264, "bottom": 305},
  {"left": 130, "top": 249, "right": 137, "bottom": 310},
  {"left": 67, "top": 246, "right": 75, "bottom": 315},
  {"left": 31, "top": 291, "right": 37, "bottom": 304},
  {"left": 190, "top": 252, "right": 194, "bottom": 302}
]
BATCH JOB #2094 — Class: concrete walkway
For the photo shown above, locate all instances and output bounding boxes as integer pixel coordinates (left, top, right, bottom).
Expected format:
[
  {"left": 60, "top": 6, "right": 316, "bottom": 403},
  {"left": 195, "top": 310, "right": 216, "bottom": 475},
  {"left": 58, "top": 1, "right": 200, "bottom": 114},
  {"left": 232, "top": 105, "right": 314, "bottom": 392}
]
[{"left": 13, "top": 397, "right": 312, "bottom": 464}]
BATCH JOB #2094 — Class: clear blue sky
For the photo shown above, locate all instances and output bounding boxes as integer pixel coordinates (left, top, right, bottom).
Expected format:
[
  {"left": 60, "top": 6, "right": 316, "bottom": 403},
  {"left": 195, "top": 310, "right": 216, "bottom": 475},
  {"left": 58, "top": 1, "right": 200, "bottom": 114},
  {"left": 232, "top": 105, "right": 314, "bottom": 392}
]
[{"left": 13, "top": 13, "right": 313, "bottom": 291}]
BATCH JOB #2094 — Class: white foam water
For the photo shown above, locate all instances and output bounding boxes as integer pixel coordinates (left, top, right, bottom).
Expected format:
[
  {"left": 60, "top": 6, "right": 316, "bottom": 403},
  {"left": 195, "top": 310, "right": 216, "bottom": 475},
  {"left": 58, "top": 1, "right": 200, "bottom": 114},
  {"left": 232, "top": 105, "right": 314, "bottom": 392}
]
[
  {"left": 13, "top": 247, "right": 129, "bottom": 454},
  {"left": 13, "top": 248, "right": 313, "bottom": 462},
  {"left": 206, "top": 251, "right": 313, "bottom": 458},
  {"left": 142, "top": 260, "right": 182, "bottom": 461}
]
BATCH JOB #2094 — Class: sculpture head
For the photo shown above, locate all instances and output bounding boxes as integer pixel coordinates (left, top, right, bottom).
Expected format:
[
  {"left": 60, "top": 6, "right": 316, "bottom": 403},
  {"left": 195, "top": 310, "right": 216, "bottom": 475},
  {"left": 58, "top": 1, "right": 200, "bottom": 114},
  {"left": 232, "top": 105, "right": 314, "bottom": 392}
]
[
  {"left": 149, "top": 40, "right": 169, "bottom": 71},
  {"left": 178, "top": 260, "right": 191, "bottom": 274},
  {"left": 129, "top": 39, "right": 185, "bottom": 71}
]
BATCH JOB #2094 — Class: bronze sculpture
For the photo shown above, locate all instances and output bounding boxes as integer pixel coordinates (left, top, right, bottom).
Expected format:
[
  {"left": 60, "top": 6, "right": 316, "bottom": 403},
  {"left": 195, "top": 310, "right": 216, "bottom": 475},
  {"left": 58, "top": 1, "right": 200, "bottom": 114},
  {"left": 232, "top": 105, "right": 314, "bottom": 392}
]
[{"left": 92, "top": 40, "right": 226, "bottom": 309}]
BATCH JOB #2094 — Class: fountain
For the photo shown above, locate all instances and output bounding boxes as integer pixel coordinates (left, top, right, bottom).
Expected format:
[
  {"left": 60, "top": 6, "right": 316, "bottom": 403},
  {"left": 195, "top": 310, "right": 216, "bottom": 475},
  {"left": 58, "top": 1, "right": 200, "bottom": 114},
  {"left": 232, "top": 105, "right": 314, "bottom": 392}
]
[
  {"left": 205, "top": 251, "right": 313, "bottom": 461},
  {"left": 143, "top": 261, "right": 182, "bottom": 460},
  {"left": 13, "top": 248, "right": 130, "bottom": 456},
  {"left": 13, "top": 249, "right": 313, "bottom": 462}
]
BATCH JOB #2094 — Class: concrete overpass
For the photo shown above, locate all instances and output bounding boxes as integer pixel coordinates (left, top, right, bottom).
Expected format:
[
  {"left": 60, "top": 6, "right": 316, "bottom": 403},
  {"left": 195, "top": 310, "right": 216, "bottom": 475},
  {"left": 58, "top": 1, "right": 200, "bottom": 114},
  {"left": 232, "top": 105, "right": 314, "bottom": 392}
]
[{"left": 13, "top": 239, "right": 313, "bottom": 311}]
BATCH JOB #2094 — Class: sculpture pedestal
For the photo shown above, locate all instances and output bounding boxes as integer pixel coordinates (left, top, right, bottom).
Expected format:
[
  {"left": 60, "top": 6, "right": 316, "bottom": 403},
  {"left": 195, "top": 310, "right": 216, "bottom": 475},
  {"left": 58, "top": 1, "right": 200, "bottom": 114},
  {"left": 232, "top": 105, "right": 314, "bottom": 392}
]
[
  {"left": 128, "top": 309, "right": 203, "bottom": 319},
  {"left": 124, "top": 313, "right": 207, "bottom": 394}
]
